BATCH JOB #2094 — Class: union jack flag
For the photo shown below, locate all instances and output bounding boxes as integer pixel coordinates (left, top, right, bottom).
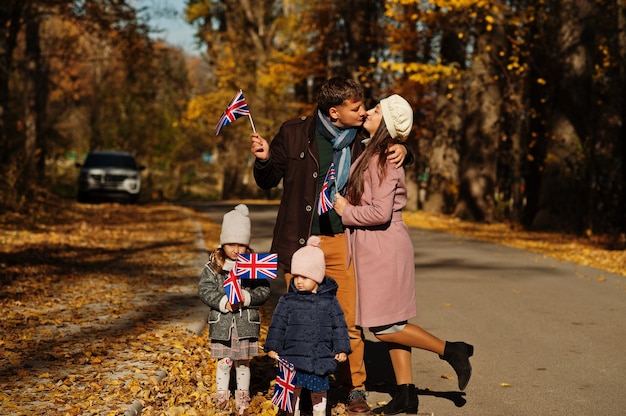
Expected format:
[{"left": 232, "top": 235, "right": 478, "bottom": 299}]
[
  {"left": 317, "top": 163, "right": 336, "bottom": 215},
  {"left": 235, "top": 253, "right": 278, "bottom": 279},
  {"left": 215, "top": 90, "right": 250, "bottom": 135},
  {"left": 272, "top": 358, "right": 296, "bottom": 413},
  {"left": 223, "top": 268, "right": 243, "bottom": 304}
]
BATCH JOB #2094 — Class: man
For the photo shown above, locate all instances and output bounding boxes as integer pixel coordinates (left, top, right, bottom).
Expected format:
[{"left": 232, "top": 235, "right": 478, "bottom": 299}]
[{"left": 250, "top": 77, "right": 410, "bottom": 414}]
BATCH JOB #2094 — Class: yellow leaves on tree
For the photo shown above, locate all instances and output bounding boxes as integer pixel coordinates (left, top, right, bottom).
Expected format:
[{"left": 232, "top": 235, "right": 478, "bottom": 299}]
[{"left": 379, "top": 61, "right": 461, "bottom": 86}]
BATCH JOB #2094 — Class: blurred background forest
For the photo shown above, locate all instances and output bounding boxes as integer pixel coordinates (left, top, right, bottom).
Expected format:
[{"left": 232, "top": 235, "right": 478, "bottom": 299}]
[{"left": 1, "top": 0, "right": 624, "bottom": 240}]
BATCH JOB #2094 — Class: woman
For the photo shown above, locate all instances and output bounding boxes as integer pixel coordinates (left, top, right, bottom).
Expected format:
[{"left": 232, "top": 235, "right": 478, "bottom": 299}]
[{"left": 334, "top": 95, "right": 473, "bottom": 415}]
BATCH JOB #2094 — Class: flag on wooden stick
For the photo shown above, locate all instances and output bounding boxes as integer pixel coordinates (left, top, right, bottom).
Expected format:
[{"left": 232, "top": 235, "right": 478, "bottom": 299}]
[
  {"left": 271, "top": 357, "right": 296, "bottom": 413},
  {"left": 235, "top": 253, "right": 278, "bottom": 279},
  {"left": 223, "top": 268, "right": 243, "bottom": 304},
  {"left": 317, "top": 163, "right": 336, "bottom": 215},
  {"left": 215, "top": 89, "right": 256, "bottom": 135}
]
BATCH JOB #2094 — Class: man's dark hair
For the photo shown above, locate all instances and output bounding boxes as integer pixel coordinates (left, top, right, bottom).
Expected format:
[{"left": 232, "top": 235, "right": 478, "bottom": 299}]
[{"left": 317, "top": 77, "right": 364, "bottom": 116}]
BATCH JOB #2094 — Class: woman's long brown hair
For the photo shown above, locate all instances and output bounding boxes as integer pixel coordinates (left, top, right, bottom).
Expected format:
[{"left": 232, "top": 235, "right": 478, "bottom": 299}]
[{"left": 345, "top": 118, "right": 400, "bottom": 204}]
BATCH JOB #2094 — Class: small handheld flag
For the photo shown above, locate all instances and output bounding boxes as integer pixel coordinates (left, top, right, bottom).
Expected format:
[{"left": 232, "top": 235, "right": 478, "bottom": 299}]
[
  {"left": 236, "top": 253, "right": 278, "bottom": 279},
  {"left": 215, "top": 90, "right": 255, "bottom": 135},
  {"left": 317, "top": 163, "right": 336, "bottom": 215},
  {"left": 271, "top": 358, "right": 296, "bottom": 413},
  {"left": 223, "top": 269, "right": 243, "bottom": 304}
]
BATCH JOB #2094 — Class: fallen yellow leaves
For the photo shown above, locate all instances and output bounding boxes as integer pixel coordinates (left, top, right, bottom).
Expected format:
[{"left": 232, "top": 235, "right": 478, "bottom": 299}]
[
  {"left": 403, "top": 211, "right": 626, "bottom": 278},
  {"left": 1, "top": 196, "right": 307, "bottom": 415},
  {"left": 0, "top": 198, "right": 281, "bottom": 415}
]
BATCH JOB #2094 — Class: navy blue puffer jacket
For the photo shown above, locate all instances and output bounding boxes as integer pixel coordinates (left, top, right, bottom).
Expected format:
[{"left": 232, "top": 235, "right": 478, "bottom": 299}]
[{"left": 264, "top": 277, "right": 351, "bottom": 376}]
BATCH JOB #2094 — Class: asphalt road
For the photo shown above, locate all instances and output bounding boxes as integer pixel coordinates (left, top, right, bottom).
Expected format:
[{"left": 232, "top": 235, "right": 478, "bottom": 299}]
[{"left": 187, "top": 202, "right": 626, "bottom": 416}]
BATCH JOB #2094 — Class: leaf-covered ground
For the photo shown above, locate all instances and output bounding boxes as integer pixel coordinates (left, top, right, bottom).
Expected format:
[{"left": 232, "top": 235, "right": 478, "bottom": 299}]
[
  {"left": 0, "top": 195, "right": 277, "bottom": 416},
  {"left": 1, "top": 195, "right": 624, "bottom": 415}
]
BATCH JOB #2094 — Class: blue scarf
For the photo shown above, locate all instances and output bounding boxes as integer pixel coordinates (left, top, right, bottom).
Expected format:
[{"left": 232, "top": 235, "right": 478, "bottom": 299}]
[{"left": 315, "top": 109, "right": 358, "bottom": 196}]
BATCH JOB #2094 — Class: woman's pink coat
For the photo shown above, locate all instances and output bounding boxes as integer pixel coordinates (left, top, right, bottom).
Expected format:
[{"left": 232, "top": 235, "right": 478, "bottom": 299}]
[{"left": 341, "top": 154, "right": 417, "bottom": 328}]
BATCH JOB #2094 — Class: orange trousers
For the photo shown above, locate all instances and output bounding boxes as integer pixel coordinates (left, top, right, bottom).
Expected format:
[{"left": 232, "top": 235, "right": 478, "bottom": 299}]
[{"left": 285, "top": 233, "right": 366, "bottom": 391}]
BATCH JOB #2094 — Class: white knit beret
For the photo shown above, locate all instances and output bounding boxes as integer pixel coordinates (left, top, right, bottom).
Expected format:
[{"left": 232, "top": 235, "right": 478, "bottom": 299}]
[
  {"left": 380, "top": 94, "right": 413, "bottom": 139},
  {"left": 291, "top": 236, "right": 326, "bottom": 284},
  {"left": 220, "top": 204, "right": 251, "bottom": 246}
]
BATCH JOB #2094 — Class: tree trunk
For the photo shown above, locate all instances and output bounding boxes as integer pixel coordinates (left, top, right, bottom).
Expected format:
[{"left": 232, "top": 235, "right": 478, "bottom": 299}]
[
  {"left": 22, "top": 11, "right": 41, "bottom": 193},
  {"left": 454, "top": 12, "right": 505, "bottom": 223},
  {"left": 616, "top": 0, "right": 626, "bottom": 237},
  {"left": 345, "top": 0, "right": 381, "bottom": 98},
  {"left": 0, "top": 1, "right": 26, "bottom": 205},
  {"left": 522, "top": 5, "right": 550, "bottom": 229},
  {"left": 424, "top": 24, "right": 466, "bottom": 214},
  {"left": 425, "top": 82, "right": 463, "bottom": 214},
  {"left": 532, "top": 0, "right": 594, "bottom": 232},
  {"left": 506, "top": 91, "right": 525, "bottom": 224}
]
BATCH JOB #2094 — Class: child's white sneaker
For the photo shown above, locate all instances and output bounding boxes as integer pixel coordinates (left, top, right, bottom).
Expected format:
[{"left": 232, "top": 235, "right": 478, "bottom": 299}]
[
  {"left": 235, "top": 389, "right": 250, "bottom": 415},
  {"left": 216, "top": 390, "right": 230, "bottom": 410}
]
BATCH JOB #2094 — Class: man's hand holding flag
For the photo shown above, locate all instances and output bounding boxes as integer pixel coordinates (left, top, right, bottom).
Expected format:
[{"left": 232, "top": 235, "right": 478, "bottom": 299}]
[{"left": 317, "top": 163, "right": 336, "bottom": 215}]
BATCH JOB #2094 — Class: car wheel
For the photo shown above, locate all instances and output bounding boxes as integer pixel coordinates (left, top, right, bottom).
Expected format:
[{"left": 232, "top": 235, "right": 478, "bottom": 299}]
[{"left": 77, "top": 191, "right": 89, "bottom": 203}]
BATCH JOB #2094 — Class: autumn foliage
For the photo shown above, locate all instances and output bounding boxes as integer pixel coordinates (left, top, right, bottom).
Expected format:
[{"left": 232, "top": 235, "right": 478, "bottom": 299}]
[
  {"left": 2, "top": 0, "right": 624, "bottom": 236},
  {"left": 0, "top": 194, "right": 281, "bottom": 415}
]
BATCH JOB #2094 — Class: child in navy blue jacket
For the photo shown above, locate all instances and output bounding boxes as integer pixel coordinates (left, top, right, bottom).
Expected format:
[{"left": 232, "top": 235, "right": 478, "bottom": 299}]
[{"left": 265, "top": 236, "right": 351, "bottom": 416}]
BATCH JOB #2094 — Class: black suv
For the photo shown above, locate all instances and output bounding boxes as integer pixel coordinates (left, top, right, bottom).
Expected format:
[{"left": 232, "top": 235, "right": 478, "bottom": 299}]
[{"left": 76, "top": 150, "right": 144, "bottom": 203}]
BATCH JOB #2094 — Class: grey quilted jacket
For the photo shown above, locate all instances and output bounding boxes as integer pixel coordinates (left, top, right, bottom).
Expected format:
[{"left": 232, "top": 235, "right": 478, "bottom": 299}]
[{"left": 198, "top": 252, "right": 271, "bottom": 342}]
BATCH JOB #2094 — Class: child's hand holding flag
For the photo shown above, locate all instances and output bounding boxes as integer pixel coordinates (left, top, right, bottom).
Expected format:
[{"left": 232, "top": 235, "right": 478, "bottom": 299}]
[
  {"left": 223, "top": 253, "right": 277, "bottom": 308},
  {"left": 235, "top": 253, "right": 277, "bottom": 279},
  {"left": 317, "top": 163, "right": 336, "bottom": 215},
  {"left": 271, "top": 357, "right": 296, "bottom": 413},
  {"left": 223, "top": 268, "right": 243, "bottom": 305}
]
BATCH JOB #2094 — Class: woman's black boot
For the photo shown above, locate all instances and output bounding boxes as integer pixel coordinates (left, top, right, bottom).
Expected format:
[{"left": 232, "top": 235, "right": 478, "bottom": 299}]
[
  {"left": 440, "top": 341, "right": 474, "bottom": 390},
  {"left": 371, "top": 384, "right": 418, "bottom": 415}
]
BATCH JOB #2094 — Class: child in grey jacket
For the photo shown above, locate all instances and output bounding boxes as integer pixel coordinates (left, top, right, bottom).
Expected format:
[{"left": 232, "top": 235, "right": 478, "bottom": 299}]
[{"left": 199, "top": 204, "right": 271, "bottom": 415}]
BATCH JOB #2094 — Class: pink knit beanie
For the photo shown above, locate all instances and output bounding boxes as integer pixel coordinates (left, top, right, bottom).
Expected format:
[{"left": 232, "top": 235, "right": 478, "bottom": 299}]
[{"left": 291, "top": 236, "right": 326, "bottom": 284}]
